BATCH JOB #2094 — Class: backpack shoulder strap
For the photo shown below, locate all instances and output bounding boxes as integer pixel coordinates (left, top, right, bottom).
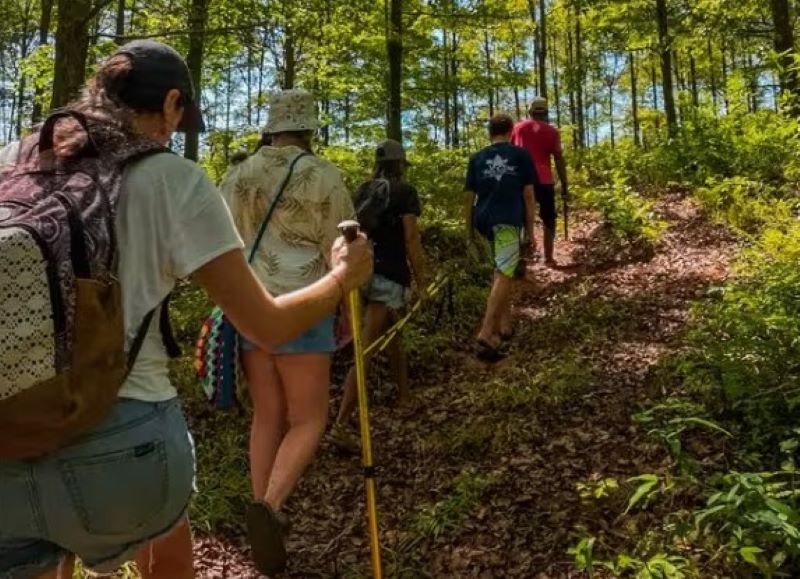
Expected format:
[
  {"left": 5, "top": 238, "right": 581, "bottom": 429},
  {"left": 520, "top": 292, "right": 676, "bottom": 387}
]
[{"left": 247, "top": 152, "right": 310, "bottom": 264}]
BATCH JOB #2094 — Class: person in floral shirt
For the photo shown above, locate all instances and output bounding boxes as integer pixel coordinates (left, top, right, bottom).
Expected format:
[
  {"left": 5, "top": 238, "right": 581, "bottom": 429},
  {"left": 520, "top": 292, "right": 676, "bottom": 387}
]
[{"left": 220, "top": 89, "right": 354, "bottom": 575}]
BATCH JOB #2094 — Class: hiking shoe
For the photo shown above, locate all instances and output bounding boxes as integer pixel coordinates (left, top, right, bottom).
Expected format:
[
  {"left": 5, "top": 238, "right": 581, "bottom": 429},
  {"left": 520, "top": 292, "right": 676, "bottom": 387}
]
[
  {"left": 475, "top": 339, "right": 507, "bottom": 363},
  {"left": 246, "top": 501, "right": 288, "bottom": 576},
  {"left": 330, "top": 422, "right": 360, "bottom": 455}
]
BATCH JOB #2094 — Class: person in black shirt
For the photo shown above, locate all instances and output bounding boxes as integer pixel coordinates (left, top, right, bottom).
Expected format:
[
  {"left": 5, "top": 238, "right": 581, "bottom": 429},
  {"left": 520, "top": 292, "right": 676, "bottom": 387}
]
[
  {"left": 465, "top": 114, "right": 537, "bottom": 361},
  {"left": 331, "top": 140, "right": 427, "bottom": 451}
]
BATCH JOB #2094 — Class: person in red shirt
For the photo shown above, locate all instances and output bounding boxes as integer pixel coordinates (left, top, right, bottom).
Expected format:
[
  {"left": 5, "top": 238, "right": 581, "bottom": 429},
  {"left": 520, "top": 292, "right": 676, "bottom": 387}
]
[{"left": 511, "top": 97, "right": 569, "bottom": 265}]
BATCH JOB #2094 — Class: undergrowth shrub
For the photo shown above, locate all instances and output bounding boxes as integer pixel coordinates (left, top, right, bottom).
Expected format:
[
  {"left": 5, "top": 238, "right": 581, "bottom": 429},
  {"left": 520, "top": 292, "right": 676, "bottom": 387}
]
[{"left": 575, "top": 172, "right": 666, "bottom": 247}]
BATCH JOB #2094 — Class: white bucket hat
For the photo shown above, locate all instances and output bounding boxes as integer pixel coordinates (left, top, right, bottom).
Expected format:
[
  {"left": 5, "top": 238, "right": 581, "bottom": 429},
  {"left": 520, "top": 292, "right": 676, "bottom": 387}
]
[{"left": 264, "top": 89, "right": 319, "bottom": 135}]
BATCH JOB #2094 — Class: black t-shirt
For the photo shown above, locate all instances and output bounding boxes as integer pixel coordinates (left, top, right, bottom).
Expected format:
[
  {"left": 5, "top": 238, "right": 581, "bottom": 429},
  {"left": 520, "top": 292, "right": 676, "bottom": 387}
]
[
  {"left": 465, "top": 142, "right": 536, "bottom": 236},
  {"left": 354, "top": 179, "right": 421, "bottom": 287}
]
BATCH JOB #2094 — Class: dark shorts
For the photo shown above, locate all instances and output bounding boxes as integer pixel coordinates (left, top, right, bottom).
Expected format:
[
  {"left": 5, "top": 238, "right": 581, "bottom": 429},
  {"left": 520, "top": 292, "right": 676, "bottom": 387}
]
[{"left": 535, "top": 184, "right": 557, "bottom": 230}]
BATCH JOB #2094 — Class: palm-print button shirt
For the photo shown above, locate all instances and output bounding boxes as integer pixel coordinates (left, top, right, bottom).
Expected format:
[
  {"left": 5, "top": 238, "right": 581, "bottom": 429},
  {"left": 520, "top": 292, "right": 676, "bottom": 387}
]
[{"left": 220, "top": 145, "right": 355, "bottom": 296}]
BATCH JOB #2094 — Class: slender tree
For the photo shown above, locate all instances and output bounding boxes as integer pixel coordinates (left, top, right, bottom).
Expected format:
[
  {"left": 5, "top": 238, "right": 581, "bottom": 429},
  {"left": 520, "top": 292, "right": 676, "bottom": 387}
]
[{"left": 184, "top": 0, "right": 209, "bottom": 161}]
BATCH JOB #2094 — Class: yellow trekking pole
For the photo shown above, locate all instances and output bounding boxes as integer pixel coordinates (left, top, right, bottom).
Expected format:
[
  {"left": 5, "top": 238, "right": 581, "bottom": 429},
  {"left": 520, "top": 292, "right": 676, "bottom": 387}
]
[{"left": 338, "top": 220, "right": 383, "bottom": 579}]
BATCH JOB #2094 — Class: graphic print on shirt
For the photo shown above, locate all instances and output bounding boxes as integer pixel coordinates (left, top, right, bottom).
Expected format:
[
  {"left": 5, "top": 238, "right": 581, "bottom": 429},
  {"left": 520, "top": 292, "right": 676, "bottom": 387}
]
[{"left": 483, "top": 154, "right": 517, "bottom": 182}]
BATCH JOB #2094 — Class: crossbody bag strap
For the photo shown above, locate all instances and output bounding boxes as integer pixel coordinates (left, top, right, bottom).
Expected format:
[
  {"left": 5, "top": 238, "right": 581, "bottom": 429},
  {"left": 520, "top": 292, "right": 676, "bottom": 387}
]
[{"left": 247, "top": 152, "right": 310, "bottom": 264}]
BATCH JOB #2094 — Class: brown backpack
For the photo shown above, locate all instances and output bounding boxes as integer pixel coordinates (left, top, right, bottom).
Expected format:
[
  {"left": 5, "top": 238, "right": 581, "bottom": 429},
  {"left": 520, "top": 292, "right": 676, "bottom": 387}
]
[{"left": 0, "top": 110, "right": 175, "bottom": 460}]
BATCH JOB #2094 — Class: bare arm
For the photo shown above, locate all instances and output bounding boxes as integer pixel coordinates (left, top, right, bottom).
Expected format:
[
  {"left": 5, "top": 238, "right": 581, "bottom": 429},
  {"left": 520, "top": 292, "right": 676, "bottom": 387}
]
[
  {"left": 402, "top": 214, "right": 427, "bottom": 291},
  {"left": 193, "top": 237, "right": 371, "bottom": 350},
  {"left": 523, "top": 184, "right": 536, "bottom": 249},
  {"left": 555, "top": 152, "right": 569, "bottom": 196}
]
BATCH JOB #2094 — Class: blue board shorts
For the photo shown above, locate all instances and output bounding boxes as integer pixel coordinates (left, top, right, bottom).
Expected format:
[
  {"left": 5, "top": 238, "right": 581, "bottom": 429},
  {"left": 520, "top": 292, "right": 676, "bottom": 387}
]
[
  {"left": 241, "top": 314, "right": 336, "bottom": 355},
  {"left": 0, "top": 397, "right": 195, "bottom": 579}
]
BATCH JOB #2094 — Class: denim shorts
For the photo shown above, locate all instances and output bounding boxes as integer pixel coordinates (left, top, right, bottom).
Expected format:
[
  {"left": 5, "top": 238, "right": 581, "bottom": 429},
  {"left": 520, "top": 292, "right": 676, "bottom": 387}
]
[
  {"left": 364, "top": 274, "right": 409, "bottom": 311},
  {"left": 0, "top": 398, "right": 195, "bottom": 579},
  {"left": 241, "top": 313, "right": 336, "bottom": 355}
]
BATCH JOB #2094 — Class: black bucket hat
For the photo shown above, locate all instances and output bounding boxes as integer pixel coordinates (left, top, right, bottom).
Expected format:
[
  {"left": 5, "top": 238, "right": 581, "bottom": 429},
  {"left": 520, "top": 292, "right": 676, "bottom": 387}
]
[{"left": 111, "top": 40, "right": 205, "bottom": 133}]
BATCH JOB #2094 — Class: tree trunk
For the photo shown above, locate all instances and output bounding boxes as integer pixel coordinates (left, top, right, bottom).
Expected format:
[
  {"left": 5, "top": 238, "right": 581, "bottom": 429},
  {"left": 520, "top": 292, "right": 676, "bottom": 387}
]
[
  {"left": 538, "top": 0, "right": 548, "bottom": 99},
  {"left": 608, "top": 82, "right": 615, "bottom": 148},
  {"left": 483, "top": 28, "right": 493, "bottom": 117},
  {"left": 655, "top": 0, "right": 677, "bottom": 134},
  {"left": 551, "top": 29, "right": 561, "bottom": 125},
  {"left": 51, "top": 0, "right": 96, "bottom": 109},
  {"left": 255, "top": 28, "right": 266, "bottom": 127},
  {"left": 567, "top": 29, "right": 577, "bottom": 149},
  {"left": 344, "top": 92, "right": 351, "bottom": 143},
  {"left": 689, "top": 51, "right": 699, "bottom": 109},
  {"left": 708, "top": 37, "right": 718, "bottom": 113},
  {"left": 770, "top": 0, "right": 797, "bottom": 112},
  {"left": 283, "top": 32, "right": 296, "bottom": 89},
  {"left": 630, "top": 51, "right": 640, "bottom": 146},
  {"left": 443, "top": 28, "right": 451, "bottom": 147},
  {"left": 451, "top": 32, "right": 460, "bottom": 147},
  {"left": 16, "top": 1, "right": 34, "bottom": 137},
  {"left": 115, "top": 0, "right": 125, "bottom": 43},
  {"left": 184, "top": 0, "right": 208, "bottom": 161},
  {"left": 31, "top": 0, "right": 54, "bottom": 122},
  {"left": 386, "top": 0, "right": 403, "bottom": 140},
  {"left": 574, "top": 0, "right": 585, "bottom": 148},
  {"left": 721, "top": 41, "right": 729, "bottom": 112}
]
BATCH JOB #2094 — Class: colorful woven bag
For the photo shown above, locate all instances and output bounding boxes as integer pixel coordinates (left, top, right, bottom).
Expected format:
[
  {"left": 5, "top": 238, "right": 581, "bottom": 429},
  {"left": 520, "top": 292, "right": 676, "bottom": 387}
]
[{"left": 195, "top": 152, "right": 309, "bottom": 409}]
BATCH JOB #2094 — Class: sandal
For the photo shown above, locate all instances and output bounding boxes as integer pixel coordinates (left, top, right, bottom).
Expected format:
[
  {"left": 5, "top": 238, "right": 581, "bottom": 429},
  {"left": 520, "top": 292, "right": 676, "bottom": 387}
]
[
  {"left": 475, "top": 339, "right": 507, "bottom": 362},
  {"left": 246, "top": 501, "right": 288, "bottom": 575},
  {"left": 330, "top": 422, "right": 360, "bottom": 455}
]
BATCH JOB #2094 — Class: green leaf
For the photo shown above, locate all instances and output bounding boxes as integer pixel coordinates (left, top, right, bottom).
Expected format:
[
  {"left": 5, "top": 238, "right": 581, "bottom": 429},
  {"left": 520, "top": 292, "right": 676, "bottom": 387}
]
[
  {"left": 739, "top": 546, "right": 763, "bottom": 565},
  {"left": 624, "top": 474, "right": 659, "bottom": 514}
]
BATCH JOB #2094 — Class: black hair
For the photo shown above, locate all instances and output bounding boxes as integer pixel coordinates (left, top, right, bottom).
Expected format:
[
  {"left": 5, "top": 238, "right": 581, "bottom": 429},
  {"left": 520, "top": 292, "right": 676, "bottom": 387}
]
[
  {"left": 488, "top": 114, "right": 515, "bottom": 137},
  {"left": 373, "top": 159, "right": 405, "bottom": 181}
]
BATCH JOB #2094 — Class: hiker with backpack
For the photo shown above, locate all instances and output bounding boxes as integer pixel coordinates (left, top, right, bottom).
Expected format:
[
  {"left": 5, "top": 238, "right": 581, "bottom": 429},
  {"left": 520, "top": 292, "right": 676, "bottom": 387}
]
[
  {"left": 0, "top": 42, "right": 372, "bottom": 579},
  {"left": 330, "top": 139, "right": 428, "bottom": 452},
  {"left": 465, "top": 114, "right": 538, "bottom": 361},
  {"left": 219, "top": 89, "right": 356, "bottom": 575}
]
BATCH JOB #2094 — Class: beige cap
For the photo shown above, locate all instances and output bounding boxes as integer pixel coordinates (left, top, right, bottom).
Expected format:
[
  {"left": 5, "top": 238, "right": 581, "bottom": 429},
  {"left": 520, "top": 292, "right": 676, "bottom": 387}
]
[
  {"left": 375, "top": 139, "right": 407, "bottom": 162},
  {"left": 264, "top": 89, "right": 319, "bottom": 134},
  {"left": 529, "top": 97, "right": 548, "bottom": 114}
]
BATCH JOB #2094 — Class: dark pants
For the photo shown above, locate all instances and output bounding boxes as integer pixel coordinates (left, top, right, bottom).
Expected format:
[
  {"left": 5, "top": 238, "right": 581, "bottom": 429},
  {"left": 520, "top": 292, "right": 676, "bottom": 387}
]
[{"left": 535, "top": 184, "right": 557, "bottom": 231}]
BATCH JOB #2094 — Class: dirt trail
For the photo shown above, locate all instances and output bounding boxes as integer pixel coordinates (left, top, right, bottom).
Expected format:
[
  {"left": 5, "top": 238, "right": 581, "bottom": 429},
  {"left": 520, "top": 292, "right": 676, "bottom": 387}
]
[{"left": 194, "top": 193, "right": 738, "bottom": 578}]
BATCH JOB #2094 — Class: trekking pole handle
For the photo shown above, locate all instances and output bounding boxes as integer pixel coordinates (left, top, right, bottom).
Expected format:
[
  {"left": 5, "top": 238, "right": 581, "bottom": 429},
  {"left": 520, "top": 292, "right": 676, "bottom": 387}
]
[{"left": 338, "top": 220, "right": 361, "bottom": 243}]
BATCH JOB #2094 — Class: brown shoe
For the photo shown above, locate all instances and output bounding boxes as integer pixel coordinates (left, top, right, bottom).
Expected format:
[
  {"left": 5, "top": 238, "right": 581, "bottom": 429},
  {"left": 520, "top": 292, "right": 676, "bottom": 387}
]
[{"left": 246, "top": 501, "right": 288, "bottom": 575}]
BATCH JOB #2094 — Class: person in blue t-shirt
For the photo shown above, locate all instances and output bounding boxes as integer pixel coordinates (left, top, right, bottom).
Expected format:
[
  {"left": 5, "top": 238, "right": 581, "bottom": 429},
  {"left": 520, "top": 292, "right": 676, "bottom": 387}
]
[{"left": 465, "top": 113, "right": 537, "bottom": 361}]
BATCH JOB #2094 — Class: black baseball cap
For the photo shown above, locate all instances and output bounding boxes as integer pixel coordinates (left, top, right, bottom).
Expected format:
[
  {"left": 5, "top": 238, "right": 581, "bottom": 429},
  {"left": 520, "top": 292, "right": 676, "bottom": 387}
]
[{"left": 110, "top": 40, "right": 205, "bottom": 133}]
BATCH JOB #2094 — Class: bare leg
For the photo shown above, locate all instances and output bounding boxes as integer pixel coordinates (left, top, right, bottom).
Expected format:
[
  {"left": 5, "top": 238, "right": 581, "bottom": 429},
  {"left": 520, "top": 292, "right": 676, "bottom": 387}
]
[
  {"left": 544, "top": 226, "right": 556, "bottom": 264},
  {"left": 244, "top": 350, "right": 287, "bottom": 500},
  {"left": 34, "top": 555, "right": 75, "bottom": 579},
  {"left": 264, "top": 353, "right": 331, "bottom": 510},
  {"left": 335, "top": 303, "right": 391, "bottom": 426},
  {"left": 386, "top": 324, "right": 410, "bottom": 405},
  {"left": 478, "top": 272, "right": 514, "bottom": 346},
  {"left": 134, "top": 517, "right": 195, "bottom": 579}
]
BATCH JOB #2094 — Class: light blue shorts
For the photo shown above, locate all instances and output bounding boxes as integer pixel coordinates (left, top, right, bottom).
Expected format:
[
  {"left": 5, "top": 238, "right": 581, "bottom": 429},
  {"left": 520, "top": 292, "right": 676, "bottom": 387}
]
[
  {"left": 365, "top": 274, "right": 409, "bottom": 311},
  {"left": 241, "top": 314, "right": 336, "bottom": 355},
  {"left": 0, "top": 398, "right": 194, "bottom": 579}
]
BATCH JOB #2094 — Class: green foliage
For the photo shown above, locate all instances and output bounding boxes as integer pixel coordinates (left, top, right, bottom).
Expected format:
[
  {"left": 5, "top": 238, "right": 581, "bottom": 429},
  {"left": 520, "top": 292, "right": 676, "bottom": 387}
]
[
  {"left": 677, "top": 224, "right": 800, "bottom": 450},
  {"left": 695, "top": 177, "right": 795, "bottom": 235},
  {"left": 696, "top": 468, "right": 800, "bottom": 577},
  {"left": 408, "top": 468, "right": 495, "bottom": 542},
  {"left": 575, "top": 171, "right": 666, "bottom": 246}
]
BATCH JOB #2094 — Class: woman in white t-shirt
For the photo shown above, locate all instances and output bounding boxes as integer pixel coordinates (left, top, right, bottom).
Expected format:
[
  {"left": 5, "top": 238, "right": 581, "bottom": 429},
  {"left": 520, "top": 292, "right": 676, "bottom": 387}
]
[{"left": 0, "top": 42, "right": 371, "bottom": 579}]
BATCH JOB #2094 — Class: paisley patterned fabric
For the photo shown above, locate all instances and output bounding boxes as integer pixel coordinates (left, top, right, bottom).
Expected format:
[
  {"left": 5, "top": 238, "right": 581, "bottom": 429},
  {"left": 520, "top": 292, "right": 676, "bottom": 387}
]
[{"left": 0, "top": 114, "right": 165, "bottom": 395}]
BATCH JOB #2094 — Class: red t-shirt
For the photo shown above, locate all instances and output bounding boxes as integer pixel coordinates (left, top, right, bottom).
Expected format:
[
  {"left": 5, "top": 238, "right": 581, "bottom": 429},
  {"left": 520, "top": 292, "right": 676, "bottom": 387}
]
[{"left": 511, "top": 119, "right": 562, "bottom": 185}]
